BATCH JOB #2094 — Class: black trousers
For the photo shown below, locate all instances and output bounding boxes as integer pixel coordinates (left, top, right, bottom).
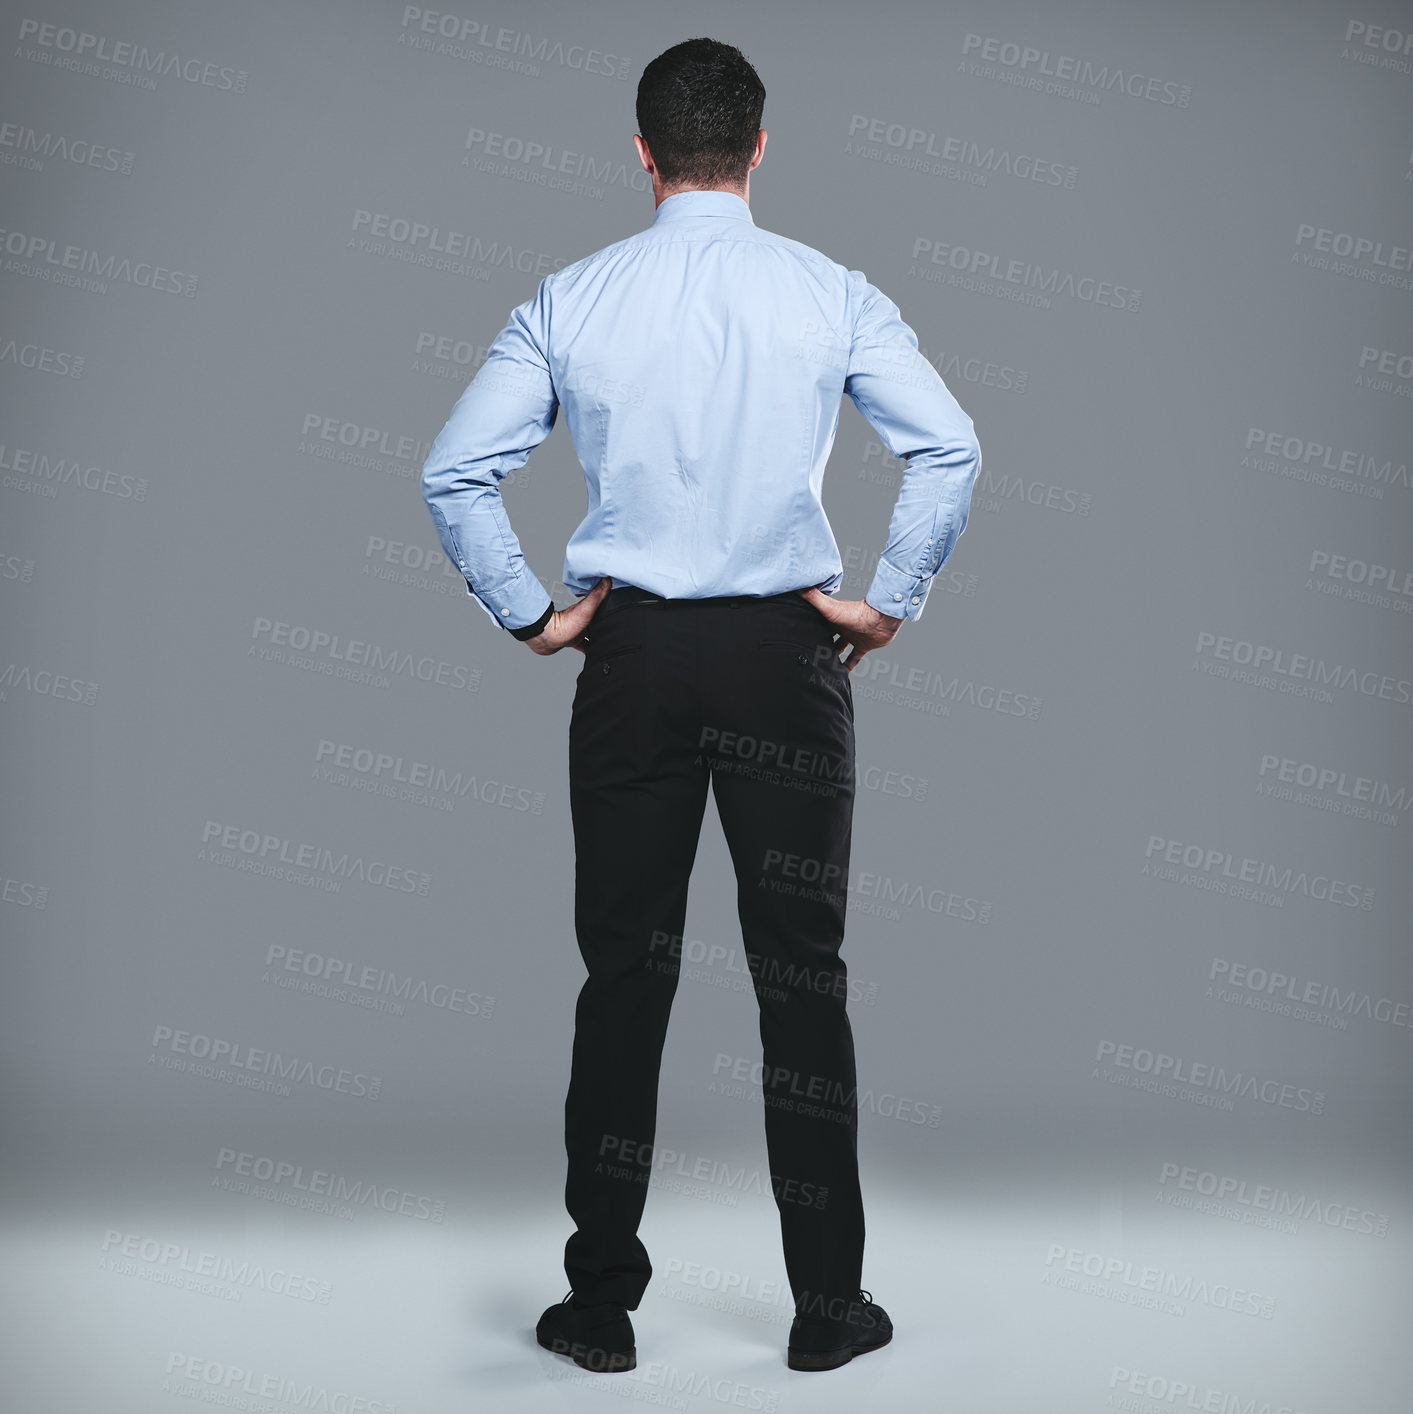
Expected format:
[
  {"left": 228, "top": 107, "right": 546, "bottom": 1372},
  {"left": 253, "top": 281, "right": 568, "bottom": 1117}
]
[{"left": 562, "top": 585, "right": 866, "bottom": 1318}]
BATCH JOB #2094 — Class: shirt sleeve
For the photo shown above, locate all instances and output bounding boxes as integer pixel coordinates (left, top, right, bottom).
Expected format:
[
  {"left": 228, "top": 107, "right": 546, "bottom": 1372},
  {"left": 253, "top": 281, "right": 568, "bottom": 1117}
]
[
  {"left": 419, "top": 278, "right": 559, "bottom": 632},
  {"left": 843, "top": 270, "right": 982, "bottom": 622}
]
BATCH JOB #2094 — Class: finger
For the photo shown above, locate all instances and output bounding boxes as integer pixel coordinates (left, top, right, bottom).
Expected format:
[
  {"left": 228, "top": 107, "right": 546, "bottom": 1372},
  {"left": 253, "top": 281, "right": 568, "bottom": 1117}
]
[
  {"left": 797, "top": 586, "right": 837, "bottom": 619},
  {"left": 565, "top": 578, "right": 614, "bottom": 625}
]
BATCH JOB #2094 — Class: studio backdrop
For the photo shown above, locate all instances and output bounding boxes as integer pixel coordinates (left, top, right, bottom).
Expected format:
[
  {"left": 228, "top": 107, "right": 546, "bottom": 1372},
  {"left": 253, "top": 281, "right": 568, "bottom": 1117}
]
[{"left": 2, "top": 2, "right": 1409, "bottom": 1411}]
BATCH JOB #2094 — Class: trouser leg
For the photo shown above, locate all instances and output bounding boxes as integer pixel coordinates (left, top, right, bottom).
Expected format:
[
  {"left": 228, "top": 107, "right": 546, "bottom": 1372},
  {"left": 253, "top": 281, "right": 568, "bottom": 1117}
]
[
  {"left": 701, "top": 598, "right": 866, "bottom": 1316},
  {"left": 563, "top": 606, "right": 709, "bottom": 1309}
]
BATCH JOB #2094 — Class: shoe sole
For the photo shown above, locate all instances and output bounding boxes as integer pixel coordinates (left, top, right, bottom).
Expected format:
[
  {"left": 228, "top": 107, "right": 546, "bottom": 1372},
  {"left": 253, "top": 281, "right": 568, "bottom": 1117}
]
[
  {"left": 787, "top": 1330, "right": 892, "bottom": 1372},
  {"left": 536, "top": 1331, "right": 636, "bottom": 1373}
]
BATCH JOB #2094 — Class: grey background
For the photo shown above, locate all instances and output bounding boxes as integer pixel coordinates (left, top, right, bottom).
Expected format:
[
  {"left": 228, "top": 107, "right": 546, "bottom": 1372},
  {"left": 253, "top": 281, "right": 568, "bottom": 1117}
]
[{"left": 2, "top": 0, "right": 1409, "bottom": 1409}]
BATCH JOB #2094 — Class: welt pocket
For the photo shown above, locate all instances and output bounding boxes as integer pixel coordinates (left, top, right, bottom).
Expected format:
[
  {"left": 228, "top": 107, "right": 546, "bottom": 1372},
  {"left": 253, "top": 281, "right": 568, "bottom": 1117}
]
[
  {"left": 589, "top": 641, "right": 644, "bottom": 663},
  {"left": 755, "top": 638, "right": 838, "bottom": 666}
]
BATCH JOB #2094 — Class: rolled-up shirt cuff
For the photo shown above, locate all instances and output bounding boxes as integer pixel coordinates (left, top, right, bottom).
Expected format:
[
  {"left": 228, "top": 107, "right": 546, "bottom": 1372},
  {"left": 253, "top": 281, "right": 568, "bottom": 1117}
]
[
  {"left": 865, "top": 558, "right": 931, "bottom": 622},
  {"left": 506, "top": 599, "right": 554, "bottom": 640}
]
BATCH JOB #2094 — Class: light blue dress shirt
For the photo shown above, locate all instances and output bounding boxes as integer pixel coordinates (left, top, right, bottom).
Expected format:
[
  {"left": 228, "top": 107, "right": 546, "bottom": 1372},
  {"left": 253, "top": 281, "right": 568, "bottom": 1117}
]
[{"left": 420, "top": 189, "right": 982, "bottom": 634}]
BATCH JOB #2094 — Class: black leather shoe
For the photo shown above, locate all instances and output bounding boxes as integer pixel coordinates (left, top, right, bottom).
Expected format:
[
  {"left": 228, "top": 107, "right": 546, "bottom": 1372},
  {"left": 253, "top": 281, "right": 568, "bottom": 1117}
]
[
  {"left": 535, "top": 1290, "right": 636, "bottom": 1373},
  {"left": 787, "top": 1289, "right": 892, "bottom": 1371}
]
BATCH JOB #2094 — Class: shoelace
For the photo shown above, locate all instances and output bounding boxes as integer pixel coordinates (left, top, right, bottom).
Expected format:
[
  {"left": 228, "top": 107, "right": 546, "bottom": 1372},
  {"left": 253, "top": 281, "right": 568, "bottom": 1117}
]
[{"left": 794, "top": 1289, "right": 877, "bottom": 1322}]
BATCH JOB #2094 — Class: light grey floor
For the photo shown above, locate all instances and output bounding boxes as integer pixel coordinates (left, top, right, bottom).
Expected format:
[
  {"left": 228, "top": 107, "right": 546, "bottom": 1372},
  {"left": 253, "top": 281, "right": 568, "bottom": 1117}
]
[{"left": 5, "top": 1163, "right": 1403, "bottom": 1412}]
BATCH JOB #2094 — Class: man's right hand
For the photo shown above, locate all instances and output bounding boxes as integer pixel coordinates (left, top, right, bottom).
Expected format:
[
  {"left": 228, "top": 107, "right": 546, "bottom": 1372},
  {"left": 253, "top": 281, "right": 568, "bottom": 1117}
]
[
  {"left": 523, "top": 576, "right": 614, "bottom": 656},
  {"left": 796, "top": 587, "right": 903, "bottom": 672}
]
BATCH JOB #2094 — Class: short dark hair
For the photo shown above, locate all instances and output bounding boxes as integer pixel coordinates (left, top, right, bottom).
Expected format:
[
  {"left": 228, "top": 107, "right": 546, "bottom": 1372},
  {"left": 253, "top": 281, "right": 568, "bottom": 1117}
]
[{"left": 636, "top": 38, "right": 765, "bottom": 190}]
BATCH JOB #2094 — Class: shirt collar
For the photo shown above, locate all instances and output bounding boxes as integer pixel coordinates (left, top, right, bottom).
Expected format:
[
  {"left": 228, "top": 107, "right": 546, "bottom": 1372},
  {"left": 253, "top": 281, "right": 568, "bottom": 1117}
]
[{"left": 651, "top": 189, "right": 755, "bottom": 226}]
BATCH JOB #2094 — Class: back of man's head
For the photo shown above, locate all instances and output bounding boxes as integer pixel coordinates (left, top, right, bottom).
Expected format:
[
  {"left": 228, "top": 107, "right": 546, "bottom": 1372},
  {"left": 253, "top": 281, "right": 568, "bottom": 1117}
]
[{"left": 636, "top": 37, "right": 766, "bottom": 192}]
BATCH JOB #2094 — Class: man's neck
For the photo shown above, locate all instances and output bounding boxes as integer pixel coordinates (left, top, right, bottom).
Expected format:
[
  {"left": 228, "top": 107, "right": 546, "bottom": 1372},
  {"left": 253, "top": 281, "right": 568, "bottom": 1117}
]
[{"left": 655, "top": 185, "right": 749, "bottom": 209}]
